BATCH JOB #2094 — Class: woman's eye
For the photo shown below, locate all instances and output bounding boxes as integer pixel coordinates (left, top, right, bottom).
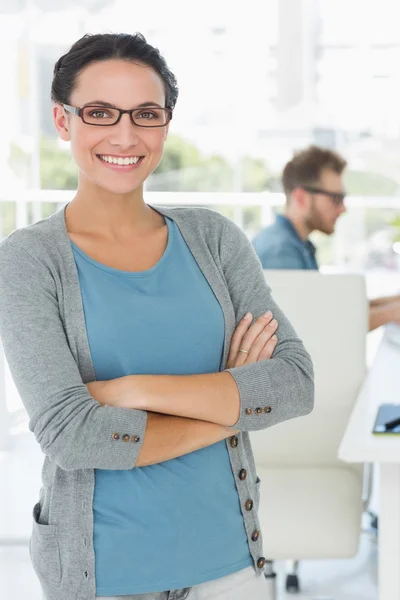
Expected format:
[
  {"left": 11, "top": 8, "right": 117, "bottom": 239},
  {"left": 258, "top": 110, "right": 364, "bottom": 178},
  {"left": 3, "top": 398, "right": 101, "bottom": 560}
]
[
  {"left": 90, "top": 111, "right": 110, "bottom": 119},
  {"left": 137, "top": 111, "right": 156, "bottom": 120}
]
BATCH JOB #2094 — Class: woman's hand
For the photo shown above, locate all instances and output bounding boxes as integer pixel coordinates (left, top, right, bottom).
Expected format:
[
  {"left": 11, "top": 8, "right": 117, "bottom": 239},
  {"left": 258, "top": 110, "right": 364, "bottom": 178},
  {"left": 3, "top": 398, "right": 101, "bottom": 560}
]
[{"left": 226, "top": 311, "right": 278, "bottom": 369}]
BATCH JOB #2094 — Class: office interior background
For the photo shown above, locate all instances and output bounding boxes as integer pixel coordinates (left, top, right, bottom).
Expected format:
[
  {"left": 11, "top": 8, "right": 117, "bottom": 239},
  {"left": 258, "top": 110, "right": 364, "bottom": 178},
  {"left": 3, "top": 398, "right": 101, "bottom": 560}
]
[{"left": 1, "top": 0, "right": 400, "bottom": 598}]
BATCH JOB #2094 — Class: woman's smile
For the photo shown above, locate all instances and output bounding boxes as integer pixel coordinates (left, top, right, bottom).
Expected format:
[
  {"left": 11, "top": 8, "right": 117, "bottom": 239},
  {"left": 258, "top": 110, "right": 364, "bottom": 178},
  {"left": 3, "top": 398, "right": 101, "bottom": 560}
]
[{"left": 97, "top": 153, "right": 145, "bottom": 171}]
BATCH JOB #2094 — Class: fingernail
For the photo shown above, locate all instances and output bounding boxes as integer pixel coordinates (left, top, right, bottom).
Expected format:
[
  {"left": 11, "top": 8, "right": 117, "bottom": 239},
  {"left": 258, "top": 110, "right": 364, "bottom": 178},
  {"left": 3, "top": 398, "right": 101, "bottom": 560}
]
[
  {"left": 271, "top": 335, "right": 277, "bottom": 340},
  {"left": 263, "top": 311, "right": 272, "bottom": 319},
  {"left": 244, "top": 312, "right": 252, "bottom": 320},
  {"left": 269, "top": 319, "right": 277, "bottom": 327}
]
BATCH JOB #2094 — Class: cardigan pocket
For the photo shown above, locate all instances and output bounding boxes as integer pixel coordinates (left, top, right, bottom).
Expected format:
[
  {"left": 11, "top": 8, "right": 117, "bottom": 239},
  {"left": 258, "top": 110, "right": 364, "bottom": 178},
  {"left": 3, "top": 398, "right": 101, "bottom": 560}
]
[{"left": 29, "top": 502, "right": 62, "bottom": 584}]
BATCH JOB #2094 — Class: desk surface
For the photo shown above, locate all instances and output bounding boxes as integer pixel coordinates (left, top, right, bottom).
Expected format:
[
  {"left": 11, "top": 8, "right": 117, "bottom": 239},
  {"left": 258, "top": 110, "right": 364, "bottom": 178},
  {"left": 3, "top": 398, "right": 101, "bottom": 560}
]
[{"left": 339, "top": 329, "right": 400, "bottom": 463}]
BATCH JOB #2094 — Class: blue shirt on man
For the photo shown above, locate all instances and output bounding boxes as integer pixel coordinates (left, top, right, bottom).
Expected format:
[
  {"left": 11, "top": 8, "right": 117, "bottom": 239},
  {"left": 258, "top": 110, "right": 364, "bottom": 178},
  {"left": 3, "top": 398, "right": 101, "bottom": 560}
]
[
  {"left": 71, "top": 217, "right": 252, "bottom": 596},
  {"left": 252, "top": 214, "right": 318, "bottom": 270}
]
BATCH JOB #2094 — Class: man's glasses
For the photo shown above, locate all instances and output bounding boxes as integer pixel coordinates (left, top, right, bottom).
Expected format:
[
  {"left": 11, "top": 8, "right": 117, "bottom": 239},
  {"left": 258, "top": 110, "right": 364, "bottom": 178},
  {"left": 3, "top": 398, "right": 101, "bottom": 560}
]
[
  {"left": 302, "top": 186, "right": 346, "bottom": 206},
  {"left": 63, "top": 104, "right": 172, "bottom": 128}
]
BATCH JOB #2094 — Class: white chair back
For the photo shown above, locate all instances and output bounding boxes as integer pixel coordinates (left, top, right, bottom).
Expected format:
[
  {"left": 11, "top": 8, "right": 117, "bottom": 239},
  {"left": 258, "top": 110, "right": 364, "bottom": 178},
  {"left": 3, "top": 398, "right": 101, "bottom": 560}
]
[
  {"left": 250, "top": 271, "right": 368, "bottom": 560},
  {"left": 251, "top": 271, "right": 367, "bottom": 468}
]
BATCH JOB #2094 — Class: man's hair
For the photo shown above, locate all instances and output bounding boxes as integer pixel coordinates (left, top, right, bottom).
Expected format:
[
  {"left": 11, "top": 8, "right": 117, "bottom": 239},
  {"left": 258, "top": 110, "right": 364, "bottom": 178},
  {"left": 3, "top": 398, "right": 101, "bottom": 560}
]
[{"left": 282, "top": 145, "right": 347, "bottom": 200}]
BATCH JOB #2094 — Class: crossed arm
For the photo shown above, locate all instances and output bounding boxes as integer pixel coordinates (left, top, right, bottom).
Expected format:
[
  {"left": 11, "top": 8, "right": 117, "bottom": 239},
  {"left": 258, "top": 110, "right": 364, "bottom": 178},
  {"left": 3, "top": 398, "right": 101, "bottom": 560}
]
[
  {"left": 88, "top": 311, "right": 279, "bottom": 466},
  {"left": 134, "top": 412, "right": 239, "bottom": 467},
  {"left": 88, "top": 372, "right": 240, "bottom": 426},
  {"left": 88, "top": 371, "right": 242, "bottom": 467}
]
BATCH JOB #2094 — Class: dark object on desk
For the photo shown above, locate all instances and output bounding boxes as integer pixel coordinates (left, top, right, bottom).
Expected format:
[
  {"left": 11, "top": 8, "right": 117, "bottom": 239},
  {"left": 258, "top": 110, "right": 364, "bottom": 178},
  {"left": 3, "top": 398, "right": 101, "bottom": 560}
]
[{"left": 373, "top": 404, "right": 400, "bottom": 434}]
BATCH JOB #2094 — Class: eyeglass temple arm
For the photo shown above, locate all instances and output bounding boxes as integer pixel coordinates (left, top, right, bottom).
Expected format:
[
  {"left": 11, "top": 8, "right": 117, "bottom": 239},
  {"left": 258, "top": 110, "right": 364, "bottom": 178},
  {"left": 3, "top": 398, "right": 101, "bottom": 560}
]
[{"left": 62, "top": 104, "right": 80, "bottom": 116}]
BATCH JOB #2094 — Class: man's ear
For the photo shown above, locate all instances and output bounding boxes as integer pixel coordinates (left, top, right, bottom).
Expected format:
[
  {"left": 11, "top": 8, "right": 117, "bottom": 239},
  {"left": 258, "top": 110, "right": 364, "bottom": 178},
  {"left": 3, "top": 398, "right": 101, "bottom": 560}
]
[
  {"left": 291, "top": 187, "right": 308, "bottom": 209},
  {"left": 53, "top": 104, "right": 71, "bottom": 142}
]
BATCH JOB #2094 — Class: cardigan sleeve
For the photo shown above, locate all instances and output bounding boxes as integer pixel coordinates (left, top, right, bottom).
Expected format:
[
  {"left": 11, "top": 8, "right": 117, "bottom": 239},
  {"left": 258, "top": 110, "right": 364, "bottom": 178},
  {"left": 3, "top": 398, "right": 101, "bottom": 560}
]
[
  {"left": 0, "top": 238, "right": 148, "bottom": 471},
  {"left": 220, "top": 218, "right": 314, "bottom": 431}
]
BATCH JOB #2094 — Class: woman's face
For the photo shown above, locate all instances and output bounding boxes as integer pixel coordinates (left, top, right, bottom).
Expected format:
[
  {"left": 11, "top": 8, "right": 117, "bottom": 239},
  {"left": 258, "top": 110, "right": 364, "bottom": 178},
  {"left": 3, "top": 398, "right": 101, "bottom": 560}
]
[{"left": 53, "top": 59, "right": 169, "bottom": 196}]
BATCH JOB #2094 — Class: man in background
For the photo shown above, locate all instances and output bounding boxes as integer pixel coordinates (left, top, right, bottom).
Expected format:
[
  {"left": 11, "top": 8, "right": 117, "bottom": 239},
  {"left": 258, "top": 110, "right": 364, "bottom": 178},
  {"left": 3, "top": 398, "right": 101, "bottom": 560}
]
[{"left": 252, "top": 145, "right": 400, "bottom": 331}]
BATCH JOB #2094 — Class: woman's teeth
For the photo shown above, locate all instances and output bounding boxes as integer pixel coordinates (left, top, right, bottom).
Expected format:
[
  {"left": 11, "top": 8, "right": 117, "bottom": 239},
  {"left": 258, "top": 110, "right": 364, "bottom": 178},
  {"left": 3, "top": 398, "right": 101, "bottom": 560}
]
[{"left": 99, "top": 155, "right": 141, "bottom": 165}]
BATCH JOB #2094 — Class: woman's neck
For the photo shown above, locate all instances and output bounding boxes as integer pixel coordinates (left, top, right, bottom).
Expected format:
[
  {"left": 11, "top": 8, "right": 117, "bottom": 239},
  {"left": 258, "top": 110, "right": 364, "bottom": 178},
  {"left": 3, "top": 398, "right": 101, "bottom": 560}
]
[{"left": 66, "top": 180, "right": 162, "bottom": 242}]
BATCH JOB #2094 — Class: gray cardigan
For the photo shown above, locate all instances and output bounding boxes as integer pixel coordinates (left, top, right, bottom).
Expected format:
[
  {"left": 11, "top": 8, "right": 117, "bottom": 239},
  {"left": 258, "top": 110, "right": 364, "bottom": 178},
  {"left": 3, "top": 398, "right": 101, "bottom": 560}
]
[{"left": 0, "top": 204, "right": 314, "bottom": 600}]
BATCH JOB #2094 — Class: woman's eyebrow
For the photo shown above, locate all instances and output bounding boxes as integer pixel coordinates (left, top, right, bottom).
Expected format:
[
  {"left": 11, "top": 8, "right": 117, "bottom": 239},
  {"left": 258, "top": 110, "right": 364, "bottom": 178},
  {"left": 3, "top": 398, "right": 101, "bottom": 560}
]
[
  {"left": 82, "top": 101, "right": 164, "bottom": 108},
  {"left": 82, "top": 101, "right": 116, "bottom": 108},
  {"left": 136, "top": 102, "right": 163, "bottom": 108}
]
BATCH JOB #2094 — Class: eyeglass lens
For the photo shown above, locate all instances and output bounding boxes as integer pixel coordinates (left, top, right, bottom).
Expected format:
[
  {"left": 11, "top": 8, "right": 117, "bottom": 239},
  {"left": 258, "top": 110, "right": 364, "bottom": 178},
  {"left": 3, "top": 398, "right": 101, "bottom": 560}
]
[{"left": 82, "top": 106, "right": 169, "bottom": 127}]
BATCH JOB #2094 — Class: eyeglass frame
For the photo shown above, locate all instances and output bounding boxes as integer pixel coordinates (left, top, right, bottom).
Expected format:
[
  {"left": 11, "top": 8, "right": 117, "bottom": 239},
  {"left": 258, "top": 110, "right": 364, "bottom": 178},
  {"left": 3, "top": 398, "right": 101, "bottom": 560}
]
[
  {"left": 62, "top": 103, "right": 173, "bottom": 128},
  {"left": 301, "top": 185, "right": 346, "bottom": 206}
]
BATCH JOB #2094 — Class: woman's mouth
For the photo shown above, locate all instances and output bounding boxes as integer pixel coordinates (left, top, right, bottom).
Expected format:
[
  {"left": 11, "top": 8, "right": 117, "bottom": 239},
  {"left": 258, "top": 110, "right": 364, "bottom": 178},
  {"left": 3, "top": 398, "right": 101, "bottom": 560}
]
[{"left": 97, "top": 154, "right": 144, "bottom": 170}]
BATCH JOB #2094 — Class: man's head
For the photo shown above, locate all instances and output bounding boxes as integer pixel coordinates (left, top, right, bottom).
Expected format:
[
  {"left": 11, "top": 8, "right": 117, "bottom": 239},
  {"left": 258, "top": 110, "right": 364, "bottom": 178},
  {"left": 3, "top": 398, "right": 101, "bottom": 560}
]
[{"left": 282, "top": 145, "right": 347, "bottom": 235}]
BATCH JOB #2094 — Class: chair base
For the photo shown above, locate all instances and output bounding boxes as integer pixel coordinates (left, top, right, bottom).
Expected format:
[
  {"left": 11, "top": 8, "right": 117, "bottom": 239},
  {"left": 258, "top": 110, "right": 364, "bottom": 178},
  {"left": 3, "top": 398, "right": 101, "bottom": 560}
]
[
  {"left": 264, "top": 562, "right": 277, "bottom": 600},
  {"left": 286, "top": 573, "right": 300, "bottom": 593},
  {"left": 285, "top": 560, "right": 300, "bottom": 593}
]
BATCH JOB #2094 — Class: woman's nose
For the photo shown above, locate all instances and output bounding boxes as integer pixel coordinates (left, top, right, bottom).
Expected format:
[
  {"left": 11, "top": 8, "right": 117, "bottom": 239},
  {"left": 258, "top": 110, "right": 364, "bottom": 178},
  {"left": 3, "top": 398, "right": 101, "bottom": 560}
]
[{"left": 108, "top": 113, "right": 140, "bottom": 147}]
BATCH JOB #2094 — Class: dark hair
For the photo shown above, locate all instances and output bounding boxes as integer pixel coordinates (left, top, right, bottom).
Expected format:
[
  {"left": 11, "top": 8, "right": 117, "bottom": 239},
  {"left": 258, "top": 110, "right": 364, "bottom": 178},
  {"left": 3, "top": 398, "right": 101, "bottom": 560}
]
[
  {"left": 282, "top": 145, "right": 347, "bottom": 201},
  {"left": 51, "top": 32, "right": 179, "bottom": 110}
]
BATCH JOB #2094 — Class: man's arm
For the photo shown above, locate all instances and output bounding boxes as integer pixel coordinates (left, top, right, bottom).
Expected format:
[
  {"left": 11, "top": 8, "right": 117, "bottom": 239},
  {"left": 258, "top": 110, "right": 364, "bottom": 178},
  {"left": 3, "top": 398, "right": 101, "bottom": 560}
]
[
  {"left": 137, "top": 412, "right": 238, "bottom": 467},
  {"left": 369, "top": 300, "right": 400, "bottom": 332},
  {"left": 370, "top": 294, "right": 400, "bottom": 308}
]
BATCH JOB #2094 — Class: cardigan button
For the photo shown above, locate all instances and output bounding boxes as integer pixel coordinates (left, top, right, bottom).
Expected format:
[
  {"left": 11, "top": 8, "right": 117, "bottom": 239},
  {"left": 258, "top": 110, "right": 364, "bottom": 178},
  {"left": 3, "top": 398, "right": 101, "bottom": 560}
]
[
  {"left": 239, "top": 469, "right": 247, "bottom": 481},
  {"left": 245, "top": 408, "right": 253, "bottom": 415},
  {"left": 245, "top": 499, "right": 254, "bottom": 511},
  {"left": 264, "top": 406, "right": 272, "bottom": 413},
  {"left": 112, "top": 433, "right": 120, "bottom": 441},
  {"left": 255, "top": 407, "right": 262, "bottom": 414},
  {"left": 230, "top": 435, "right": 239, "bottom": 448},
  {"left": 131, "top": 435, "right": 140, "bottom": 443},
  {"left": 122, "top": 434, "right": 130, "bottom": 442},
  {"left": 252, "top": 529, "right": 260, "bottom": 542},
  {"left": 257, "top": 557, "right": 266, "bottom": 569}
]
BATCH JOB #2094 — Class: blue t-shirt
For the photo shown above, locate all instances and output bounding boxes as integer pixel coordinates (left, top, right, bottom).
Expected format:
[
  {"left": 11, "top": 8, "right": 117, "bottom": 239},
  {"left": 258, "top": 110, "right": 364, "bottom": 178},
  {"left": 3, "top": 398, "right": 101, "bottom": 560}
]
[
  {"left": 252, "top": 215, "right": 319, "bottom": 270},
  {"left": 71, "top": 218, "right": 252, "bottom": 596}
]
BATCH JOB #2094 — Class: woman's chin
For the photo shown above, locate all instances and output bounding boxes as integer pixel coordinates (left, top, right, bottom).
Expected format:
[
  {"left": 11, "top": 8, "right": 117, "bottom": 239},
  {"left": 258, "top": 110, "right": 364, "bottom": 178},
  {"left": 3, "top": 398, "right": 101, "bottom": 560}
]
[{"left": 90, "top": 176, "right": 145, "bottom": 196}]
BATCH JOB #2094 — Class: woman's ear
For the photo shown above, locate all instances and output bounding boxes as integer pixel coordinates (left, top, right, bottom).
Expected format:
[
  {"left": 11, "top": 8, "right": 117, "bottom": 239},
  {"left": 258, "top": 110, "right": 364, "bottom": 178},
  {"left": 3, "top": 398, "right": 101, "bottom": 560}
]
[{"left": 53, "top": 104, "right": 71, "bottom": 142}]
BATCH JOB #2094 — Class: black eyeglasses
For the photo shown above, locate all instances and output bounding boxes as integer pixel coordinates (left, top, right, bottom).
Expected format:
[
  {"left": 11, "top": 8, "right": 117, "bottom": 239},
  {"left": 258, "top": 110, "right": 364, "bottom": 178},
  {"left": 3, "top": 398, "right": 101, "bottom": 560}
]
[
  {"left": 302, "top": 186, "right": 346, "bottom": 206},
  {"left": 63, "top": 104, "right": 172, "bottom": 128}
]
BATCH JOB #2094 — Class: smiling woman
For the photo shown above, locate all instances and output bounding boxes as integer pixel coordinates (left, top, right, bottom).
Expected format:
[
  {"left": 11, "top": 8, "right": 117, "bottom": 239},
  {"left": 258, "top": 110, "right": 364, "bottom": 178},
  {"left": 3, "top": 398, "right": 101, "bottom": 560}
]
[
  {"left": 0, "top": 32, "right": 314, "bottom": 600},
  {"left": 52, "top": 39, "right": 175, "bottom": 199}
]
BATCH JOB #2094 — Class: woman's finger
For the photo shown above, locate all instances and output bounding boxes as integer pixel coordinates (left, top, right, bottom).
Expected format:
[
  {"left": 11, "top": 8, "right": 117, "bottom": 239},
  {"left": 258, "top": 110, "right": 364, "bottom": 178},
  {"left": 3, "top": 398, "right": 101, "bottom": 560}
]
[
  {"left": 238, "top": 312, "right": 274, "bottom": 352},
  {"left": 234, "top": 312, "right": 275, "bottom": 367},
  {"left": 244, "top": 321, "right": 278, "bottom": 364},
  {"left": 227, "top": 312, "right": 253, "bottom": 367},
  {"left": 256, "top": 334, "right": 278, "bottom": 362}
]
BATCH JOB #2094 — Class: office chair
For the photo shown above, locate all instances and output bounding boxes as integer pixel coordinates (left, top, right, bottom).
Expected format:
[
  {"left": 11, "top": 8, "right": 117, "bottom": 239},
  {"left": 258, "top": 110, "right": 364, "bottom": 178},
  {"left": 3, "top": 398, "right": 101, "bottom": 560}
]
[{"left": 250, "top": 270, "right": 368, "bottom": 597}]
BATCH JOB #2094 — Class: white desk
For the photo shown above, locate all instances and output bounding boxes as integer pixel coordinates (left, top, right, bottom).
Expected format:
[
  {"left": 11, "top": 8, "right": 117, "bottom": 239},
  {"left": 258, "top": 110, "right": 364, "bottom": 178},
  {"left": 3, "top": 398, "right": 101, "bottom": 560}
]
[{"left": 339, "top": 330, "right": 400, "bottom": 600}]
